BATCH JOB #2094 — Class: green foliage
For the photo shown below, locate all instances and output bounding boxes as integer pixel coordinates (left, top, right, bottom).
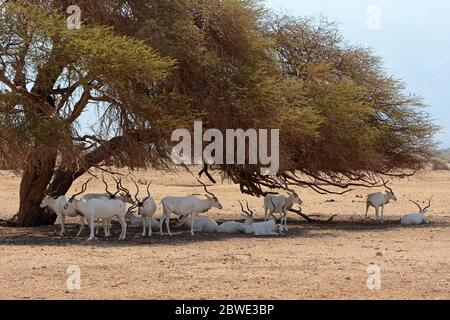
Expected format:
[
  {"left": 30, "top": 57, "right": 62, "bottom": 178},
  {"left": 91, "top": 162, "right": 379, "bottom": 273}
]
[
  {"left": 0, "top": 0, "right": 438, "bottom": 182},
  {"left": 0, "top": 1, "right": 177, "bottom": 168}
]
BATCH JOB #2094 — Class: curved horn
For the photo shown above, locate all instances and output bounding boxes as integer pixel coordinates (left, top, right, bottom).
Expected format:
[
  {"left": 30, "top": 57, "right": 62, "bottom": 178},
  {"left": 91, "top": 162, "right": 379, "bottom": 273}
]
[
  {"left": 238, "top": 200, "right": 249, "bottom": 216},
  {"left": 102, "top": 175, "right": 113, "bottom": 197},
  {"left": 126, "top": 204, "right": 138, "bottom": 214},
  {"left": 409, "top": 200, "right": 423, "bottom": 212},
  {"left": 120, "top": 181, "right": 131, "bottom": 197},
  {"left": 131, "top": 177, "right": 140, "bottom": 203},
  {"left": 423, "top": 196, "right": 433, "bottom": 212},
  {"left": 196, "top": 178, "right": 216, "bottom": 198},
  {"left": 382, "top": 178, "right": 393, "bottom": 193},
  {"left": 146, "top": 181, "right": 152, "bottom": 198},
  {"left": 245, "top": 201, "right": 254, "bottom": 216},
  {"left": 115, "top": 177, "right": 131, "bottom": 197},
  {"left": 70, "top": 178, "right": 91, "bottom": 201},
  {"left": 111, "top": 177, "right": 121, "bottom": 197}
]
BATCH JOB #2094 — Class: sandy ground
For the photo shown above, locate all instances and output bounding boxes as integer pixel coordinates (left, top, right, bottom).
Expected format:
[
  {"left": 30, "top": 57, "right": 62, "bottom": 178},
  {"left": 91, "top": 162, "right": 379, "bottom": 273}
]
[{"left": 0, "top": 169, "right": 449, "bottom": 300}]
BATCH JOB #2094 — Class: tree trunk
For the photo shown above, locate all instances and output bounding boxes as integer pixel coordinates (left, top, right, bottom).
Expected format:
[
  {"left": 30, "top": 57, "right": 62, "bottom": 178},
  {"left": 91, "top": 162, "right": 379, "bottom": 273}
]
[
  {"left": 47, "top": 170, "right": 84, "bottom": 196},
  {"left": 16, "top": 150, "right": 57, "bottom": 227},
  {"left": 47, "top": 135, "right": 131, "bottom": 196},
  {"left": 16, "top": 135, "right": 135, "bottom": 226}
]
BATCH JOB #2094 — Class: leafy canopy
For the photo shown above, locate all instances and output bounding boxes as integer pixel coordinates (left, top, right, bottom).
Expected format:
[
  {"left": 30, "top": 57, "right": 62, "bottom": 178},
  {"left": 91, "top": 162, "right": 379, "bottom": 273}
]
[{"left": 0, "top": 0, "right": 438, "bottom": 196}]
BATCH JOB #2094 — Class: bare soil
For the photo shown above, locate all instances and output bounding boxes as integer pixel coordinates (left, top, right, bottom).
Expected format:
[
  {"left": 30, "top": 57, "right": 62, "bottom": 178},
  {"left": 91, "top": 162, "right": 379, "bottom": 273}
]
[{"left": 0, "top": 169, "right": 449, "bottom": 300}]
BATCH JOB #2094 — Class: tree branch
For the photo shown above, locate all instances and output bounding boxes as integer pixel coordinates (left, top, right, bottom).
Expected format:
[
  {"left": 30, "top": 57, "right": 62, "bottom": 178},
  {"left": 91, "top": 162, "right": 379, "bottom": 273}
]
[{"left": 65, "top": 86, "right": 90, "bottom": 124}]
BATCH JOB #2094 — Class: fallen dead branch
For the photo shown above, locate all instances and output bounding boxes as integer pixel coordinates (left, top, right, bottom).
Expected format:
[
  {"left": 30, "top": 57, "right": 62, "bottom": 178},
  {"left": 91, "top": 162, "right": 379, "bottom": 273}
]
[{"left": 289, "top": 208, "right": 338, "bottom": 223}]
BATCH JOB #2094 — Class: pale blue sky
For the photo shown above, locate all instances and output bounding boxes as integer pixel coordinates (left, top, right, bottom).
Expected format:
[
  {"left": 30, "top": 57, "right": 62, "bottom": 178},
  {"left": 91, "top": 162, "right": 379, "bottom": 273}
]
[{"left": 265, "top": 0, "right": 450, "bottom": 147}]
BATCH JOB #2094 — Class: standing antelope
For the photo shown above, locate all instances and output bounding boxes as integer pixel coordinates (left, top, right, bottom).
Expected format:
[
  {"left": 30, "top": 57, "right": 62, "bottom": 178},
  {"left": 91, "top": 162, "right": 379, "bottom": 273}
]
[
  {"left": 40, "top": 191, "right": 85, "bottom": 237},
  {"left": 264, "top": 189, "right": 302, "bottom": 231},
  {"left": 82, "top": 176, "right": 134, "bottom": 235},
  {"left": 401, "top": 197, "right": 432, "bottom": 225},
  {"left": 220, "top": 171, "right": 232, "bottom": 184},
  {"left": 131, "top": 178, "right": 157, "bottom": 237},
  {"left": 160, "top": 179, "right": 223, "bottom": 236},
  {"left": 64, "top": 179, "right": 127, "bottom": 241},
  {"left": 365, "top": 179, "right": 397, "bottom": 223},
  {"left": 82, "top": 176, "right": 134, "bottom": 203}
]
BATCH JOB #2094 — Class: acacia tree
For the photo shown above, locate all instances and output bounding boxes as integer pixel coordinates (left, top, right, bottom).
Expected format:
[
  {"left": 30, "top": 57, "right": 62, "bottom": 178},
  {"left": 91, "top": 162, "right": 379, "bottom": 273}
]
[
  {"left": 0, "top": 0, "right": 437, "bottom": 226},
  {"left": 0, "top": 1, "right": 180, "bottom": 226}
]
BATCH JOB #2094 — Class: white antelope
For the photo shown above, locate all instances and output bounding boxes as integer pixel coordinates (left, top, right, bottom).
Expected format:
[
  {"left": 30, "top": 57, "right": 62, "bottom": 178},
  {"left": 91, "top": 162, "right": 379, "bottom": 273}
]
[
  {"left": 401, "top": 198, "right": 432, "bottom": 225},
  {"left": 365, "top": 179, "right": 397, "bottom": 223},
  {"left": 82, "top": 176, "right": 134, "bottom": 203},
  {"left": 264, "top": 189, "right": 302, "bottom": 231},
  {"left": 82, "top": 176, "right": 134, "bottom": 235},
  {"left": 246, "top": 199, "right": 286, "bottom": 236},
  {"left": 131, "top": 178, "right": 157, "bottom": 237},
  {"left": 160, "top": 179, "right": 223, "bottom": 236},
  {"left": 218, "top": 200, "right": 254, "bottom": 234},
  {"left": 220, "top": 171, "right": 232, "bottom": 184},
  {"left": 245, "top": 219, "right": 284, "bottom": 236},
  {"left": 125, "top": 211, "right": 160, "bottom": 229},
  {"left": 179, "top": 215, "right": 219, "bottom": 233},
  {"left": 40, "top": 194, "right": 85, "bottom": 236},
  {"left": 64, "top": 180, "right": 127, "bottom": 241}
]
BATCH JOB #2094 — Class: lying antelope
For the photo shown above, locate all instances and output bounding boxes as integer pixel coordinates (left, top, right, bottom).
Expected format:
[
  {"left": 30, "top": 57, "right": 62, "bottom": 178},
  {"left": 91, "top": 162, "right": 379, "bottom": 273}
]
[
  {"left": 179, "top": 215, "right": 219, "bottom": 233},
  {"left": 218, "top": 200, "right": 254, "bottom": 234},
  {"left": 245, "top": 199, "right": 285, "bottom": 236},
  {"left": 401, "top": 197, "right": 432, "bottom": 225}
]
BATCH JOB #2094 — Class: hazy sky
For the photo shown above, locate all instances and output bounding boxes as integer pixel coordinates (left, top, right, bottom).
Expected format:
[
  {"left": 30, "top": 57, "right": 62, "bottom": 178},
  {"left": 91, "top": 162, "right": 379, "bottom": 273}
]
[{"left": 265, "top": 0, "right": 450, "bottom": 148}]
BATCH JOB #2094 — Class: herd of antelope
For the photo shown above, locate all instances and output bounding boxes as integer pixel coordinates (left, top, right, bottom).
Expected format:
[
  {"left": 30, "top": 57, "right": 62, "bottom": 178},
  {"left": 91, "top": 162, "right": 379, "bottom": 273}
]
[{"left": 39, "top": 173, "right": 433, "bottom": 241}]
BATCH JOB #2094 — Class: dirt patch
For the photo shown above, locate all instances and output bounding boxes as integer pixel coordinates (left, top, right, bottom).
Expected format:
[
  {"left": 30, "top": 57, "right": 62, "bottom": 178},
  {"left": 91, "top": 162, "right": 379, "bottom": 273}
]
[{"left": 0, "top": 169, "right": 449, "bottom": 299}]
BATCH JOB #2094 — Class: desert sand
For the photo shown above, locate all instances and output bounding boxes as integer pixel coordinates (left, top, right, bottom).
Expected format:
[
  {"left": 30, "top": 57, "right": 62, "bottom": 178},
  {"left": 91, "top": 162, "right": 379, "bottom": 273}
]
[{"left": 0, "top": 169, "right": 449, "bottom": 300}]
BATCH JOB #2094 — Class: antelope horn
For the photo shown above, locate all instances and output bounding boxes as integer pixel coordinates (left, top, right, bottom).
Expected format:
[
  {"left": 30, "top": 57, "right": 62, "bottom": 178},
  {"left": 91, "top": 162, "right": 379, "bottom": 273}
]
[
  {"left": 382, "top": 178, "right": 393, "bottom": 193},
  {"left": 196, "top": 178, "right": 216, "bottom": 198},
  {"left": 112, "top": 177, "right": 121, "bottom": 197},
  {"left": 131, "top": 177, "right": 140, "bottom": 203},
  {"left": 102, "top": 175, "right": 113, "bottom": 197},
  {"left": 423, "top": 196, "right": 433, "bottom": 212},
  {"left": 116, "top": 177, "right": 131, "bottom": 197},
  {"left": 146, "top": 181, "right": 152, "bottom": 198},
  {"left": 238, "top": 200, "right": 249, "bottom": 216},
  {"left": 70, "top": 178, "right": 92, "bottom": 201},
  {"left": 409, "top": 200, "right": 422, "bottom": 212},
  {"left": 126, "top": 204, "right": 138, "bottom": 214},
  {"left": 245, "top": 200, "right": 254, "bottom": 216},
  {"left": 112, "top": 176, "right": 122, "bottom": 195}
]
